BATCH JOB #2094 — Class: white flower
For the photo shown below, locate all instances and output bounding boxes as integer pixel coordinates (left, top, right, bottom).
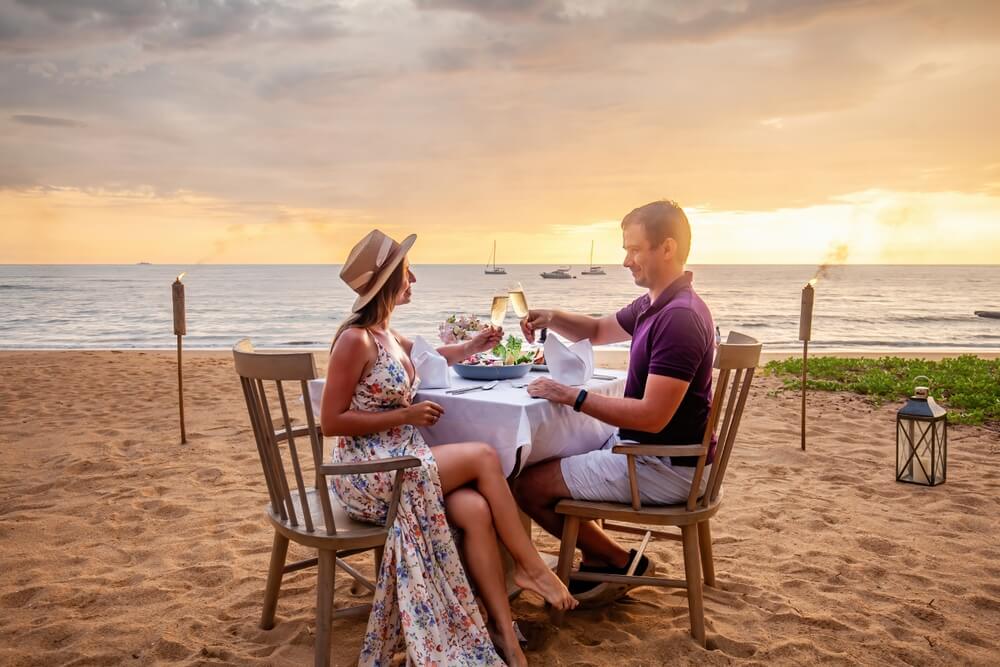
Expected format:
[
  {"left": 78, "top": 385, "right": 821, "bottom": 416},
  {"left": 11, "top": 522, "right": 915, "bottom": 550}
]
[{"left": 438, "top": 313, "right": 483, "bottom": 344}]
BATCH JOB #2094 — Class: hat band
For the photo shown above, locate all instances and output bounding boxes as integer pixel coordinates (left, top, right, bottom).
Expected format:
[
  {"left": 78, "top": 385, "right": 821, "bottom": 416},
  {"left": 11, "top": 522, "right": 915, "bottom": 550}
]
[{"left": 345, "top": 236, "right": 398, "bottom": 293}]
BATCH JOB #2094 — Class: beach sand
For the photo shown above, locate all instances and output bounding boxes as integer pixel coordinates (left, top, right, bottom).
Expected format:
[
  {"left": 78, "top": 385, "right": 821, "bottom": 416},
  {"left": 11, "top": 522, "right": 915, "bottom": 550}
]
[{"left": 1, "top": 351, "right": 998, "bottom": 666}]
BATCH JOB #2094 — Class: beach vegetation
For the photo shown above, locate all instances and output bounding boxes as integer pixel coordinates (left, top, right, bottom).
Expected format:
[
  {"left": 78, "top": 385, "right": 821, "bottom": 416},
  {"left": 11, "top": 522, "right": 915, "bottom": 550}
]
[{"left": 765, "top": 355, "right": 1000, "bottom": 427}]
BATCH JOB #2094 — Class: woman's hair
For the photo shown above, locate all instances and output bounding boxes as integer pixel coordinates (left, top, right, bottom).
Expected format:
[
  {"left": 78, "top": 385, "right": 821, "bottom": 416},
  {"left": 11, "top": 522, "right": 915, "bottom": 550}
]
[{"left": 332, "top": 260, "right": 407, "bottom": 349}]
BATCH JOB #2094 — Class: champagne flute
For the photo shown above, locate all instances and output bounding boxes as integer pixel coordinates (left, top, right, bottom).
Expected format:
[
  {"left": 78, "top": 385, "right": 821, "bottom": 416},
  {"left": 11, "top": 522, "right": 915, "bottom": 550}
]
[
  {"left": 490, "top": 290, "right": 509, "bottom": 328},
  {"left": 509, "top": 282, "right": 529, "bottom": 319}
]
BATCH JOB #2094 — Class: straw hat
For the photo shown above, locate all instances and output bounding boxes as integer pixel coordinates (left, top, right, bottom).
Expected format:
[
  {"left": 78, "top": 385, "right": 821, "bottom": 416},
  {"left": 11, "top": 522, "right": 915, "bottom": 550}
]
[{"left": 340, "top": 229, "right": 417, "bottom": 312}]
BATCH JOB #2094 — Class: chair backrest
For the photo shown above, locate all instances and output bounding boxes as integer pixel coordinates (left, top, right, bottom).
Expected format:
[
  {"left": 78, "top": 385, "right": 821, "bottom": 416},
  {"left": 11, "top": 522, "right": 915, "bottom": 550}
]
[
  {"left": 688, "top": 331, "right": 762, "bottom": 511},
  {"left": 232, "top": 338, "right": 339, "bottom": 535}
]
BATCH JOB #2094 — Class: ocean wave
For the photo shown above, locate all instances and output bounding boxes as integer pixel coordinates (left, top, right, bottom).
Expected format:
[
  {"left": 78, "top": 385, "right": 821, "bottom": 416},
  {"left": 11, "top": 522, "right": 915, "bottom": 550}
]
[{"left": 886, "top": 314, "right": 985, "bottom": 323}]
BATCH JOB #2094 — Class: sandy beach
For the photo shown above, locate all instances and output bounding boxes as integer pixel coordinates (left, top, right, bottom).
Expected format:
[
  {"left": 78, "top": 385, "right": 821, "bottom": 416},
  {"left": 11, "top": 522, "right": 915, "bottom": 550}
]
[{"left": 1, "top": 350, "right": 998, "bottom": 666}]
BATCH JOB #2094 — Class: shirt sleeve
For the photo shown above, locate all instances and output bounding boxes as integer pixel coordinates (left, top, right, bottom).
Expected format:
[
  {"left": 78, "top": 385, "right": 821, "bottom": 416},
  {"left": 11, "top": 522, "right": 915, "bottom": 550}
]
[
  {"left": 615, "top": 296, "right": 644, "bottom": 336},
  {"left": 647, "top": 308, "right": 708, "bottom": 383}
]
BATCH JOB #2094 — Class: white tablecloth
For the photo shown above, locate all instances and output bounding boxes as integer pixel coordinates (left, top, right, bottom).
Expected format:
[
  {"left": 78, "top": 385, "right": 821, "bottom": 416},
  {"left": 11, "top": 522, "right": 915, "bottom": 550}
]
[{"left": 416, "top": 369, "right": 626, "bottom": 477}]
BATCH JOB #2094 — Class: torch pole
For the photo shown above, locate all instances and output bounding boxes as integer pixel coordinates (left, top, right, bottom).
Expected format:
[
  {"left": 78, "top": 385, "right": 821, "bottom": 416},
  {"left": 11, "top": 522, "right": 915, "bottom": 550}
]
[
  {"left": 172, "top": 276, "right": 187, "bottom": 444},
  {"left": 801, "top": 339, "right": 808, "bottom": 451},
  {"left": 177, "top": 333, "right": 186, "bottom": 444},
  {"left": 799, "top": 282, "right": 814, "bottom": 451}
]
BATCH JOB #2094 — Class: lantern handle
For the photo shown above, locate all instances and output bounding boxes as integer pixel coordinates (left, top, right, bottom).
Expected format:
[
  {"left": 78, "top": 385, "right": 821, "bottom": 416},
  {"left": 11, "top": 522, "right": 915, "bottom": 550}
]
[
  {"left": 912, "top": 375, "right": 931, "bottom": 399},
  {"left": 913, "top": 375, "right": 931, "bottom": 388}
]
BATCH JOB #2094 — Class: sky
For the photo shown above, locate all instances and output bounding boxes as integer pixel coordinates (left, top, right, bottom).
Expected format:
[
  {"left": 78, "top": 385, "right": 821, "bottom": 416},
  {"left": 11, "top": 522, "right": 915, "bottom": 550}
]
[{"left": 1, "top": 0, "right": 999, "bottom": 265}]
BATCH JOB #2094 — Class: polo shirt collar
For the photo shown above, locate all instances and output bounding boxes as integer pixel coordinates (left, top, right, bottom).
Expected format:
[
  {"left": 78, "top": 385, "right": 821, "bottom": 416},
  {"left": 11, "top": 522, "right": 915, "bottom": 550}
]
[{"left": 639, "top": 271, "right": 693, "bottom": 319}]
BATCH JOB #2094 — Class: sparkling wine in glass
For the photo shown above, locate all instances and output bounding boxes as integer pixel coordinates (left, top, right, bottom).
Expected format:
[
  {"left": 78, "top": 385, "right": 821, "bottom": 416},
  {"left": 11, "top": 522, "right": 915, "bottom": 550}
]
[
  {"left": 490, "top": 292, "right": 509, "bottom": 327},
  {"left": 509, "top": 283, "right": 529, "bottom": 319}
]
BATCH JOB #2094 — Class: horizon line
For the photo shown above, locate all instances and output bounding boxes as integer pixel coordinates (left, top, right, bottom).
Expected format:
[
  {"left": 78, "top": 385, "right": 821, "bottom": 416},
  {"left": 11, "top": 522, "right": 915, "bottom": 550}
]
[{"left": 1, "top": 262, "right": 998, "bottom": 268}]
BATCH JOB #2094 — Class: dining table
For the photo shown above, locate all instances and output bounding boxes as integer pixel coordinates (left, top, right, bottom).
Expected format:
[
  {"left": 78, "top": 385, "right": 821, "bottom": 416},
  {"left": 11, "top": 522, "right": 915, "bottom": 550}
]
[{"left": 415, "top": 368, "right": 626, "bottom": 477}]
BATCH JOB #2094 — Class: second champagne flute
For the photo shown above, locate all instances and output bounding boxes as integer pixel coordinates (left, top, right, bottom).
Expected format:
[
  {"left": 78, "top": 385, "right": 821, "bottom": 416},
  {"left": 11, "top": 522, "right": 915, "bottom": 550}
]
[
  {"left": 490, "top": 291, "right": 508, "bottom": 328},
  {"left": 509, "top": 282, "right": 529, "bottom": 319}
]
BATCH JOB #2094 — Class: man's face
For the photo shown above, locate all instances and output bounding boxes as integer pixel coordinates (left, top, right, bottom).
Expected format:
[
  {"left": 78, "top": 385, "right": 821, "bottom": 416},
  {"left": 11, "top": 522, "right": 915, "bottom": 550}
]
[{"left": 622, "top": 223, "right": 669, "bottom": 289}]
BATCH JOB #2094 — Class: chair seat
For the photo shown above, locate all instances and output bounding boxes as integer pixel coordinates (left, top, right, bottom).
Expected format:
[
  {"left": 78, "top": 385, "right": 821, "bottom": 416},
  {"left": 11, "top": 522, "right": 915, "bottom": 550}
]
[
  {"left": 267, "top": 486, "right": 388, "bottom": 550},
  {"left": 555, "top": 495, "right": 721, "bottom": 527}
]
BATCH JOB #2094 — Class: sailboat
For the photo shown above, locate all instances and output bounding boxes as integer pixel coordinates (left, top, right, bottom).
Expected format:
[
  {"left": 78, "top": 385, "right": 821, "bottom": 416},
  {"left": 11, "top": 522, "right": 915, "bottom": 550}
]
[
  {"left": 484, "top": 240, "right": 506, "bottom": 275},
  {"left": 580, "top": 240, "right": 606, "bottom": 275}
]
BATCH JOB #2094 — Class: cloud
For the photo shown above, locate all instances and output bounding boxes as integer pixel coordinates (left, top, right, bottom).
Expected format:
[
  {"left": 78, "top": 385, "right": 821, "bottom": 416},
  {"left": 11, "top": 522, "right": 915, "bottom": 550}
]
[
  {"left": 604, "top": 0, "right": 901, "bottom": 44},
  {"left": 415, "top": 0, "right": 565, "bottom": 22},
  {"left": 1, "top": 0, "right": 999, "bottom": 255},
  {"left": 0, "top": 0, "right": 344, "bottom": 53},
  {"left": 11, "top": 113, "right": 84, "bottom": 127}
]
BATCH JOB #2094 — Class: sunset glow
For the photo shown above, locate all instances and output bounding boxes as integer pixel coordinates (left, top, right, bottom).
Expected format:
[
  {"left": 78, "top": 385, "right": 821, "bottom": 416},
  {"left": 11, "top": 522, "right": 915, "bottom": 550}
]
[{"left": 2, "top": 1, "right": 998, "bottom": 265}]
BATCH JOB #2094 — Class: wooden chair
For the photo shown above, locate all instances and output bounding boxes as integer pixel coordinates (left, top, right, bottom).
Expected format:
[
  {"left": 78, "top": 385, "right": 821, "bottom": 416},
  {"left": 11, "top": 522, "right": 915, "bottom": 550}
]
[
  {"left": 232, "top": 339, "right": 420, "bottom": 667},
  {"left": 551, "top": 332, "right": 762, "bottom": 646}
]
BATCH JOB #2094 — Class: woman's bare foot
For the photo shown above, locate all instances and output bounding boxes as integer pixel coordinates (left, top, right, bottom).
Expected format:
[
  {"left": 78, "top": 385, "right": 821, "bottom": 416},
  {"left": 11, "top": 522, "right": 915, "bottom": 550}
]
[
  {"left": 513, "top": 563, "right": 578, "bottom": 611},
  {"left": 489, "top": 623, "right": 527, "bottom": 667}
]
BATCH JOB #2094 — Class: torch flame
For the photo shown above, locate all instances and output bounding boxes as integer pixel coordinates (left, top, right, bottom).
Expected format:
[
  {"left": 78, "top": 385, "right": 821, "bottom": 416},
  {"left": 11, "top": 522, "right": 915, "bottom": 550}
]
[
  {"left": 176, "top": 272, "right": 186, "bottom": 282},
  {"left": 807, "top": 277, "right": 817, "bottom": 287}
]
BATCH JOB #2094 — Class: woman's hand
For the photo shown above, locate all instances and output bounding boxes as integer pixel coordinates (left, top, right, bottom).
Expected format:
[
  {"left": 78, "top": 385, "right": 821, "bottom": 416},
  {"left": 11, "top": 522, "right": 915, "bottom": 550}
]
[
  {"left": 467, "top": 325, "right": 504, "bottom": 354},
  {"left": 405, "top": 400, "right": 445, "bottom": 426},
  {"left": 527, "top": 377, "right": 575, "bottom": 405}
]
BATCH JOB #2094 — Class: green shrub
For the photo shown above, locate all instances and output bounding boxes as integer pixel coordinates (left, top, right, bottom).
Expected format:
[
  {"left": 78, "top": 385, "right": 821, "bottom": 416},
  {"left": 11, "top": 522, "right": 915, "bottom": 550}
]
[{"left": 764, "top": 355, "right": 1000, "bottom": 426}]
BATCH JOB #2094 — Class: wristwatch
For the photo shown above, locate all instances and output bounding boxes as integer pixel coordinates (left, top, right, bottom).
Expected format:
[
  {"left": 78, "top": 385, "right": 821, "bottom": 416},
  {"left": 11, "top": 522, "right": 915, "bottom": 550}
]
[{"left": 573, "top": 389, "right": 589, "bottom": 412}]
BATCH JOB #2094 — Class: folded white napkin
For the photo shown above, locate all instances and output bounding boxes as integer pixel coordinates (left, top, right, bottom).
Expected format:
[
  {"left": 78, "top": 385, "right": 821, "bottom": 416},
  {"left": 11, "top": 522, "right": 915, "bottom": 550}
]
[
  {"left": 544, "top": 335, "right": 594, "bottom": 386},
  {"left": 307, "top": 378, "right": 325, "bottom": 418},
  {"left": 411, "top": 335, "right": 450, "bottom": 389}
]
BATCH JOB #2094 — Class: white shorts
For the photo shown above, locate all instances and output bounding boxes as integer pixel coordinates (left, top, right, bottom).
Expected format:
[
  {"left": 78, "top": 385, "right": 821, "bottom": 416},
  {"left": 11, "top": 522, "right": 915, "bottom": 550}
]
[{"left": 560, "top": 434, "right": 712, "bottom": 506}]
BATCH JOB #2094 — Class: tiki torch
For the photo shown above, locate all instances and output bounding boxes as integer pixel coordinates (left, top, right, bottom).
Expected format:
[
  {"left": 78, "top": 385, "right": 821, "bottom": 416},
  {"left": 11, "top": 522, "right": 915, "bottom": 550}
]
[
  {"left": 173, "top": 273, "right": 187, "bottom": 444},
  {"left": 799, "top": 280, "right": 815, "bottom": 451}
]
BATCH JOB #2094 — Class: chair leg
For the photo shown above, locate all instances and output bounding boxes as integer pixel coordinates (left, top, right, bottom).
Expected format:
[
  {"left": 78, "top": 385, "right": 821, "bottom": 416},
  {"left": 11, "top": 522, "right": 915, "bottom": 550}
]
[
  {"left": 261, "top": 531, "right": 289, "bottom": 630},
  {"left": 315, "top": 549, "right": 336, "bottom": 667},
  {"left": 353, "top": 545, "right": 384, "bottom": 595},
  {"left": 698, "top": 521, "right": 716, "bottom": 587},
  {"left": 681, "top": 524, "right": 706, "bottom": 646},
  {"left": 550, "top": 515, "right": 580, "bottom": 626}
]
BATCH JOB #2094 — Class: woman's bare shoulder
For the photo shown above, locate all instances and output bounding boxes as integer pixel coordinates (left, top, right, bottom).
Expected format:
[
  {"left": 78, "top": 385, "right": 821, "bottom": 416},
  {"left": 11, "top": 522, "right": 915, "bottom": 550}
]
[{"left": 332, "top": 327, "right": 376, "bottom": 357}]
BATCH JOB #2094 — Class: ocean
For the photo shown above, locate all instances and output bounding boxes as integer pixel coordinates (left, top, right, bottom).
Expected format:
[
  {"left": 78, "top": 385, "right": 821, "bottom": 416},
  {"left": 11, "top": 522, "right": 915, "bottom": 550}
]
[{"left": 0, "top": 264, "right": 997, "bottom": 353}]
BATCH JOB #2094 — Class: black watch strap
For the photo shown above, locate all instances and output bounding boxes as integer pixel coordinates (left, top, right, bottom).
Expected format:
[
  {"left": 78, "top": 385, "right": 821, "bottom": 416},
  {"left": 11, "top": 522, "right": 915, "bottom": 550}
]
[{"left": 573, "top": 389, "right": 589, "bottom": 412}]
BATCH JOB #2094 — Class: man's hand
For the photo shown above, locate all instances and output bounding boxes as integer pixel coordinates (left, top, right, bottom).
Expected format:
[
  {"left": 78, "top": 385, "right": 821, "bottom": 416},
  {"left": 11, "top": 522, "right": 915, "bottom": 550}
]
[
  {"left": 520, "top": 309, "right": 554, "bottom": 343},
  {"left": 467, "top": 325, "right": 503, "bottom": 354},
  {"left": 527, "top": 377, "right": 576, "bottom": 405}
]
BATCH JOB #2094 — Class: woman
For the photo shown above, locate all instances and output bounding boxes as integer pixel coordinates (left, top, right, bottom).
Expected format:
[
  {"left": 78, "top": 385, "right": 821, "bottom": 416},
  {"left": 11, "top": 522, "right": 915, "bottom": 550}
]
[{"left": 320, "top": 230, "right": 576, "bottom": 667}]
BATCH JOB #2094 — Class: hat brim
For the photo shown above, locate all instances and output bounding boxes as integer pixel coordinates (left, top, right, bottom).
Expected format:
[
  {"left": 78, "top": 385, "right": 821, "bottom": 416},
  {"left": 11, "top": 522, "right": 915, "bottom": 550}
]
[{"left": 350, "top": 233, "right": 417, "bottom": 313}]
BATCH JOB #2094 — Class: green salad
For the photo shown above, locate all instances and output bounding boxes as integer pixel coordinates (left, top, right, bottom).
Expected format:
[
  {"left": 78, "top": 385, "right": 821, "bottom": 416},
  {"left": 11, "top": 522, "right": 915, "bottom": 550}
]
[{"left": 490, "top": 335, "right": 536, "bottom": 366}]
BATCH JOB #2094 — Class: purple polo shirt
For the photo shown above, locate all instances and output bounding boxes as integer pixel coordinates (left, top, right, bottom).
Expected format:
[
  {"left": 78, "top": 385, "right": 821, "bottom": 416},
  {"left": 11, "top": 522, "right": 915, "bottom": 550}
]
[{"left": 615, "top": 272, "right": 715, "bottom": 466}]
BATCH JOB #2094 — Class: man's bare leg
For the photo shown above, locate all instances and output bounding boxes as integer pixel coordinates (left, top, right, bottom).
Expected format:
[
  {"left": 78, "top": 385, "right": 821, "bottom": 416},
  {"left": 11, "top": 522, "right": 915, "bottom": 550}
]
[{"left": 513, "top": 459, "right": 630, "bottom": 569}]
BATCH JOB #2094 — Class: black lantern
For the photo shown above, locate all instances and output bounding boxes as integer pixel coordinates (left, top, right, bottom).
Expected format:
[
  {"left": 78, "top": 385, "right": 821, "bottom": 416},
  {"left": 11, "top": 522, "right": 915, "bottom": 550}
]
[{"left": 896, "top": 376, "right": 947, "bottom": 486}]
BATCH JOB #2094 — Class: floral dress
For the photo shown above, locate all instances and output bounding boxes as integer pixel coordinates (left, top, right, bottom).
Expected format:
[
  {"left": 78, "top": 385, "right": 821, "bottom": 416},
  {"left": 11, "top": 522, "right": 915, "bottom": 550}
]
[{"left": 331, "top": 338, "right": 504, "bottom": 667}]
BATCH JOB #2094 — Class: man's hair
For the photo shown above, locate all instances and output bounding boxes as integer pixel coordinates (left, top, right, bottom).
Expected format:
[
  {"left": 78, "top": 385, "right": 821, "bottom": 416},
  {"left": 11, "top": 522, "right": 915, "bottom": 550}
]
[{"left": 620, "top": 200, "right": 691, "bottom": 264}]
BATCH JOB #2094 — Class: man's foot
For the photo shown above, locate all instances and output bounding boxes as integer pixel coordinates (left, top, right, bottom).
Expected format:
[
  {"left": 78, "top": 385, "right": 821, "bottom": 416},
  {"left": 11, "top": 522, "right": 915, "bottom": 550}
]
[
  {"left": 488, "top": 622, "right": 527, "bottom": 667},
  {"left": 513, "top": 563, "right": 578, "bottom": 611},
  {"left": 568, "top": 549, "right": 655, "bottom": 602}
]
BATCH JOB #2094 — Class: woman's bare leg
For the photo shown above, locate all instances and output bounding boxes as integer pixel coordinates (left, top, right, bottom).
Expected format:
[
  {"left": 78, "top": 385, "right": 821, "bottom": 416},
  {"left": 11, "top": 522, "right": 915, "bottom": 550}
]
[
  {"left": 446, "top": 488, "right": 526, "bottom": 667},
  {"left": 433, "top": 442, "right": 577, "bottom": 611}
]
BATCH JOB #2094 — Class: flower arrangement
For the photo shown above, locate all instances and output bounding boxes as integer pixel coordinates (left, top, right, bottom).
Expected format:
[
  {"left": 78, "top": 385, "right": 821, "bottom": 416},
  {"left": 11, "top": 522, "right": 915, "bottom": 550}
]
[{"left": 438, "top": 313, "right": 484, "bottom": 344}]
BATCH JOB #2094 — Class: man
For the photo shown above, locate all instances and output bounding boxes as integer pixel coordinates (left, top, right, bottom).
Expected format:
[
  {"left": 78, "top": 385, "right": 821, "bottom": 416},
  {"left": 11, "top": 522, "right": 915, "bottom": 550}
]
[{"left": 514, "top": 200, "right": 716, "bottom": 597}]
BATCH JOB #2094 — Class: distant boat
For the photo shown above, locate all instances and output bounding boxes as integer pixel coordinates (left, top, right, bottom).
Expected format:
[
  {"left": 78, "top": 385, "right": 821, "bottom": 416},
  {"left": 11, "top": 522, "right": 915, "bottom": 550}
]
[
  {"left": 541, "top": 266, "right": 575, "bottom": 279},
  {"left": 485, "top": 240, "right": 506, "bottom": 275},
  {"left": 580, "top": 240, "right": 605, "bottom": 275},
  {"left": 975, "top": 311, "right": 1000, "bottom": 319},
  {"left": 136, "top": 261, "right": 152, "bottom": 265}
]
